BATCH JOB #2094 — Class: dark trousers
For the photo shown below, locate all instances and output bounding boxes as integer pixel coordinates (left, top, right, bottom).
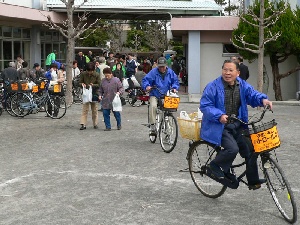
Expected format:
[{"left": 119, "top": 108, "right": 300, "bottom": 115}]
[
  {"left": 47, "top": 96, "right": 60, "bottom": 116},
  {"left": 212, "top": 121, "right": 260, "bottom": 184},
  {"left": 103, "top": 109, "right": 121, "bottom": 129}
]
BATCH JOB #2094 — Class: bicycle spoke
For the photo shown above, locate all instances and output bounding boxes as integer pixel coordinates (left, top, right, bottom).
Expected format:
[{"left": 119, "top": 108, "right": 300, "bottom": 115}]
[
  {"left": 188, "top": 141, "right": 227, "bottom": 198},
  {"left": 159, "top": 114, "right": 178, "bottom": 153},
  {"left": 263, "top": 156, "right": 297, "bottom": 223}
]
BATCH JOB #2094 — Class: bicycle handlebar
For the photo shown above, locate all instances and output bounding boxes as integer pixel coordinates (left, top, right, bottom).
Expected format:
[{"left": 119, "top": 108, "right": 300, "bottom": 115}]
[
  {"left": 149, "top": 85, "right": 177, "bottom": 95},
  {"left": 228, "top": 105, "right": 272, "bottom": 126}
]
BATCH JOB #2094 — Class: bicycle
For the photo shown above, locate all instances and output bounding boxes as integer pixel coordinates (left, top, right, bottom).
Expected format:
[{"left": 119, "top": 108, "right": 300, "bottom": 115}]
[
  {"left": 187, "top": 106, "right": 297, "bottom": 224},
  {"left": 62, "top": 76, "right": 82, "bottom": 105},
  {"left": 146, "top": 86, "right": 180, "bottom": 153},
  {"left": 72, "top": 75, "right": 83, "bottom": 104},
  {"left": 10, "top": 79, "right": 67, "bottom": 119},
  {"left": 128, "top": 87, "right": 149, "bottom": 107},
  {"left": 0, "top": 79, "right": 22, "bottom": 117}
]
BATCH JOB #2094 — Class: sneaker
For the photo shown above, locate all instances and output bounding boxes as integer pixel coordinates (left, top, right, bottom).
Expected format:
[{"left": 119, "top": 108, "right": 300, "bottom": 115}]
[
  {"left": 80, "top": 125, "right": 86, "bottom": 130},
  {"left": 94, "top": 125, "right": 98, "bottom": 129},
  {"left": 117, "top": 126, "right": 121, "bottom": 130},
  {"left": 206, "top": 162, "right": 225, "bottom": 180},
  {"left": 248, "top": 179, "right": 267, "bottom": 190},
  {"left": 104, "top": 128, "right": 111, "bottom": 131}
]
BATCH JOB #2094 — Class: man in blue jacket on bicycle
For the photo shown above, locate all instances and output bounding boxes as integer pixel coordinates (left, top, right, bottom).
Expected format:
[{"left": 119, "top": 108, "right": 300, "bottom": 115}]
[
  {"left": 200, "top": 59, "right": 273, "bottom": 190},
  {"left": 142, "top": 57, "right": 180, "bottom": 133}
]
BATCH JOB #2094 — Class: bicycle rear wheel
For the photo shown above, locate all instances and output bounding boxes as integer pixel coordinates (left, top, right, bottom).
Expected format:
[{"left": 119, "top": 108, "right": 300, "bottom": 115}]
[
  {"left": 128, "top": 96, "right": 142, "bottom": 107},
  {"left": 188, "top": 141, "right": 227, "bottom": 198},
  {"left": 262, "top": 155, "right": 297, "bottom": 224},
  {"left": 159, "top": 114, "right": 178, "bottom": 153},
  {"left": 46, "top": 95, "right": 67, "bottom": 119},
  {"left": 10, "top": 92, "right": 32, "bottom": 117},
  {"left": 5, "top": 94, "right": 16, "bottom": 117}
]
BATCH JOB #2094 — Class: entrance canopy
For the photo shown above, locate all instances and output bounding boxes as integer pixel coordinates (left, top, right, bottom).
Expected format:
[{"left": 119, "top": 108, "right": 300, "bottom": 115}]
[{"left": 46, "top": 0, "right": 223, "bottom": 20}]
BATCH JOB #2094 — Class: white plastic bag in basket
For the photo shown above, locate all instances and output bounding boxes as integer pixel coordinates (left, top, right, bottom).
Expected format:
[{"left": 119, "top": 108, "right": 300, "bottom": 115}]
[{"left": 180, "top": 111, "right": 191, "bottom": 120}]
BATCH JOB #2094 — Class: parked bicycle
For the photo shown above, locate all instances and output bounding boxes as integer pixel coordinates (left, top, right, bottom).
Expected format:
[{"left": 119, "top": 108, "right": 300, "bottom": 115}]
[
  {"left": 62, "top": 75, "right": 82, "bottom": 104},
  {"left": 10, "top": 79, "right": 67, "bottom": 119},
  {"left": 128, "top": 87, "right": 149, "bottom": 107},
  {"left": 187, "top": 106, "right": 297, "bottom": 224},
  {"left": 72, "top": 75, "right": 82, "bottom": 104},
  {"left": 0, "top": 79, "right": 26, "bottom": 117},
  {"left": 146, "top": 86, "right": 180, "bottom": 153}
]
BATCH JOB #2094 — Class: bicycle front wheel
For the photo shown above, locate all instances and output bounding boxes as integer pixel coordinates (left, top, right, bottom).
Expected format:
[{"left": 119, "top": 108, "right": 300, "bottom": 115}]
[
  {"left": 262, "top": 155, "right": 297, "bottom": 224},
  {"left": 188, "top": 141, "right": 227, "bottom": 198},
  {"left": 159, "top": 114, "right": 178, "bottom": 153}
]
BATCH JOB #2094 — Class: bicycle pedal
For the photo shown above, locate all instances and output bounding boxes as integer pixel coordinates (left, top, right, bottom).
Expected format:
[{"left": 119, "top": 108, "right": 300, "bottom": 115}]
[{"left": 206, "top": 169, "right": 239, "bottom": 189}]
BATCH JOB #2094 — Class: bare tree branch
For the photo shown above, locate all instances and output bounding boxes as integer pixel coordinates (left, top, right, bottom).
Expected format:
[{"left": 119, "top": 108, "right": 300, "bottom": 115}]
[
  {"left": 232, "top": 40, "right": 260, "bottom": 54},
  {"left": 239, "top": 16, "right": 259, "bottom": 27},
  {"left": 247, "top": 8, "right": 260, "bottom": 20},
  {"left": 263, "top": 31, "right": 281, "bottom": 45},
  {"left": 279, "top": 65, "right": 300, "bottom": 79},
  {"left": 73, "top": 0, "right": 88, "bottom": 11},
  {"left": 40, "top": 13, "right": 68, "bottom": 38},
  {"left": 231, "top": 35, "right": 259, "bottom": 53}
]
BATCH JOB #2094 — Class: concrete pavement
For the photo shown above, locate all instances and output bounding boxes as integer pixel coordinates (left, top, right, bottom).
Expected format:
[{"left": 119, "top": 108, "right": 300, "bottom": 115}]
[{"left": 0, "top": 102, "right": 299, "bottom": 225}]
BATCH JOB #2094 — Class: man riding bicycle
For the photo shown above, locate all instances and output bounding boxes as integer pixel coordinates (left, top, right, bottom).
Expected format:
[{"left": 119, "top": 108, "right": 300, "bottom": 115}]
[
  {"left": 200, "top": 59, "right": 273, "bottom": 190},
  {"left": 142, "top": 57, "right": 180, "bottom": 134}
]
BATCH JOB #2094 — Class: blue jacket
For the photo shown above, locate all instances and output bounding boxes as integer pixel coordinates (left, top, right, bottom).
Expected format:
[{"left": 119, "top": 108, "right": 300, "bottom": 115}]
[
  {"left": 142, "top": 67, "right": 180, "bottom": 98},
  {"left": 200, "top": 76, "right": 268, "bottom": 146}
]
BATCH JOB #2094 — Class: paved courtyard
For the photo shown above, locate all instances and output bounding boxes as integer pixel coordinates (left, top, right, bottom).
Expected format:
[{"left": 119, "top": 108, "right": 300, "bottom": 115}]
[{"left": 0, "top": 102, "right": 299, "bottom": 225}]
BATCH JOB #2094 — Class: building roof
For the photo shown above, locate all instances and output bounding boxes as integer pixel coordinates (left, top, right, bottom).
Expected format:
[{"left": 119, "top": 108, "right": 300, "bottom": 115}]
[
  {"left": 0, "top": 3, "right": 65, "bottom": 26},
  {"left": 46, "top": 0, "right": 223, "bottom": 20},
  {"left": 171, "top": 16, "right": 239, "bottom": 38}
]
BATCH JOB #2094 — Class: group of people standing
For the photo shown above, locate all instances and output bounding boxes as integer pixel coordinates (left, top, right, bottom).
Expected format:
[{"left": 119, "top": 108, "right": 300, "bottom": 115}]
[
  {"left": 1, "top": 55, "right": 45, "bottom": 83},
  {"left": 76, "top": 50, "right": 185, "bottom": 132}
]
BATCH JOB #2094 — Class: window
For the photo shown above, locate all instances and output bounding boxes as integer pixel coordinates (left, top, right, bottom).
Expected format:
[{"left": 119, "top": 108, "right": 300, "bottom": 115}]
[
  {"left": 3, "top": 27, "right": 12, "bottom": 37},
  {"left": 223, "top": 44, "right": 238, "bottom": 54},
  {"left": 52, "top": 32, "right": 59, "bottom": 41},
  {"left": 40, "top": 31, "right": 45, "bottom": 40},
  {"left": 45, "top": 31, "right": 52, "bottom": 40},
  {"left": 22, "top": 29, "right": 31, "bottom": 39},
  {"left": 13, "top": 28, "right": 21, "bottom": 38}
]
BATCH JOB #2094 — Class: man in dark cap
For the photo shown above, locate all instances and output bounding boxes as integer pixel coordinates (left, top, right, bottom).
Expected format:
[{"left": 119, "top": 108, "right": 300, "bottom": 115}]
[
  {"left": 30, "top": 63, "right": 45, "bottom": 81},
  {"left": 142, "top": 57, "right": 180, "bottom": 133}
]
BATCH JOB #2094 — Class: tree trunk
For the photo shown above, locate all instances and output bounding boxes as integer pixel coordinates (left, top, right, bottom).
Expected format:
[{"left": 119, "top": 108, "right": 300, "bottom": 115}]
[
  {"left": 65, "top": 37, "right": 75, "bottom": 107},
  {"left": 270, "top": 54, "right": 282, "bottom": 101},
  {"left": 257, "top": 0, "right": 265, "bottom": 93}
]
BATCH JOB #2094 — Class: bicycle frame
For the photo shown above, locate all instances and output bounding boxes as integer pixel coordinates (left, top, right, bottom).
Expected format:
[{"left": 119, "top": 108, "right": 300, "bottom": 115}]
[
  {"left": 187, "top": 106, "right": 297, "bottom": 223},
  {"left": 147, "top": 87, "right": 179, "bottom": 153}
]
